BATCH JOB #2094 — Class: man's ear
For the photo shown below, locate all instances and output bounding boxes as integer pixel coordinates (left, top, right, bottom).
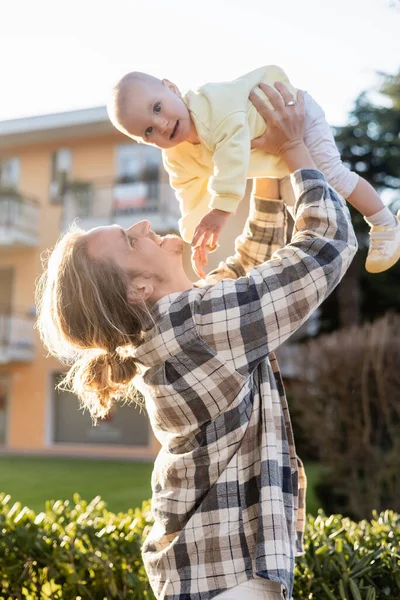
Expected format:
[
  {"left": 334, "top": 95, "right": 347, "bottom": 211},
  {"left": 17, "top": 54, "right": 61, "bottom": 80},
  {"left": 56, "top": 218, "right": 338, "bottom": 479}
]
[
  {"left": 162, "top": 78, "right": 181, "bottom": 98},
  {"left": 127, "top": 281, "right": 154, "bottom": 305}
]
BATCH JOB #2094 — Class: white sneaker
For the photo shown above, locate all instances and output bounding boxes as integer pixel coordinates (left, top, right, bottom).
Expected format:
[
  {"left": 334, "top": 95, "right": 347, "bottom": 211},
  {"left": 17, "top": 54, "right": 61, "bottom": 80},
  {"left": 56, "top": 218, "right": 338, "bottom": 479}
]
[{"left": 365, "top": 210, "right": 400, "bottom": 273}]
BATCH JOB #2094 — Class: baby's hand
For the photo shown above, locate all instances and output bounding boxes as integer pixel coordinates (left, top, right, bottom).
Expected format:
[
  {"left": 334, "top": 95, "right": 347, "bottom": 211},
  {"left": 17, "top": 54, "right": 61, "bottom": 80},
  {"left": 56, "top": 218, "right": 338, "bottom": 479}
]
[
  {"left": 191, "top": 245, "right": 210, "bottom": 279},
  {"left": 191, "top": 209, "right": 231, "bottom": 278}
]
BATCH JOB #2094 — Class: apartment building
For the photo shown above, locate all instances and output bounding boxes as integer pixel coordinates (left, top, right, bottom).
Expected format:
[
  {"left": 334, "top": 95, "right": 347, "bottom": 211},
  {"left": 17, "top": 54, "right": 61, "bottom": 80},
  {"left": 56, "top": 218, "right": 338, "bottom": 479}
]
[
  {"left": 0, "top": 106, "right": 258, "bottom": 459},
  {"left": 0, "top": 103, "right": 319, "bottom": 459}
]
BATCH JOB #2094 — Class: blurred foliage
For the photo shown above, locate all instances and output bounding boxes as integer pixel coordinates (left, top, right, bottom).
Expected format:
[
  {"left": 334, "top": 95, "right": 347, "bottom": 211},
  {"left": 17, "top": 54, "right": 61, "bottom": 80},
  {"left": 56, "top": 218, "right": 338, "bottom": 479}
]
[
  {"left": 319, "top": 69, "right": 400, "bottom": 333},
  {"left": 290, "top": 314, "right": 400, "bottom": 521}
]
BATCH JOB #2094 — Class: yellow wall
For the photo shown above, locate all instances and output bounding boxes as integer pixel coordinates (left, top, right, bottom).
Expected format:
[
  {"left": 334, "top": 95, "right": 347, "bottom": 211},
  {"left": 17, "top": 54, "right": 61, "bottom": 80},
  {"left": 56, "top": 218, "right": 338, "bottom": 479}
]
[
  {"left": 0, "top": 131, "right": 156, "bottom": 458},
  {"left": 1, "top": 127, "right": 249, "bottom": 458},
  {"left": 1, "top": 138, "right": 62, "bottom": 451}
]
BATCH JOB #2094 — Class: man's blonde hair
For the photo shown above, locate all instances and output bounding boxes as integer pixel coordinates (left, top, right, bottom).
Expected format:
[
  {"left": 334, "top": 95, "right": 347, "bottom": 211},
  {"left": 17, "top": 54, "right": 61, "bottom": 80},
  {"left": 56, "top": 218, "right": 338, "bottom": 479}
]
[{"left": 36, "top": 224, "right": 153, "bottom": 422}]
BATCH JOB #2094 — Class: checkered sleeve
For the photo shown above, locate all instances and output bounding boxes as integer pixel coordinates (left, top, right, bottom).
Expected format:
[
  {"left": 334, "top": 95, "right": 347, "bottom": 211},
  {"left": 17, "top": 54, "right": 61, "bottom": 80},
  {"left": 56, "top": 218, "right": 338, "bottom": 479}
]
[
  {"left": 199, "top": 195, "right": 287, "bottom": 285},
  {"left": 195, "top": 169, "right": 358, "bottom": 375}
]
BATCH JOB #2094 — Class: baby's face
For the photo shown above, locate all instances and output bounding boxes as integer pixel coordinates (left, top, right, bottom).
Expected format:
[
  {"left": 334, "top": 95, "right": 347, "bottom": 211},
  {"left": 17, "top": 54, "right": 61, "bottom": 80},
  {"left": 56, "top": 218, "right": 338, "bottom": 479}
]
[{"left": 124, "top": 80, "right": 192, "bottom": 149}]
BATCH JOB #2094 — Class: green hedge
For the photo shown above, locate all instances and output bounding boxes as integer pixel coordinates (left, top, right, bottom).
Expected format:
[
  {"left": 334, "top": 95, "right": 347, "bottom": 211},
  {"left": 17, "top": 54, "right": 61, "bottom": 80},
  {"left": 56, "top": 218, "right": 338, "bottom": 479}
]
[
  {"left": 0, "top": 493, "right": 155, "bottom": 599},
  {"left": 0, "top": 492, "right": 399, "bottom": 599},
  {"left": 294, "top": 510, "right": 400, "bottom": 599}
]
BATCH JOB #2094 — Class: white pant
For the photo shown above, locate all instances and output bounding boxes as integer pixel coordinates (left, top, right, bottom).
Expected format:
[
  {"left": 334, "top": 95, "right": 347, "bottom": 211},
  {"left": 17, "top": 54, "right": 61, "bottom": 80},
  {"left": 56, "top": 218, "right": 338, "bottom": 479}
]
[
  {"left": 215, "top": 578, "right": 284, "bottom": 599},
  {"left": 279, "top": 91, "right": 359, "bottom": 208}
]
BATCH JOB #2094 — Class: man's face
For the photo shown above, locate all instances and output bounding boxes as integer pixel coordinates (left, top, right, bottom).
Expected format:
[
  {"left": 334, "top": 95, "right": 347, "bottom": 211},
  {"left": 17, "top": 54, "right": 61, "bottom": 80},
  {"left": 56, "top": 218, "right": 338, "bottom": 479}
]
[
  {"left": 123, "top": 80, "right": 192, "bottom": 149},
  {"left": 85, "top": 220, "right": 185, "bottom": 288}
]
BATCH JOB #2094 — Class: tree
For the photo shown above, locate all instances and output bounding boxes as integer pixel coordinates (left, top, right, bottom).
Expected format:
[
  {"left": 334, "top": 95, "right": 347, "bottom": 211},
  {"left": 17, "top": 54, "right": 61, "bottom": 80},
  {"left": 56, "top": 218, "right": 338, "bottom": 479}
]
[
  {"left": 317, "top": 70, "right": 400, "bottom": 333},
  {"left": 335, "top": 73, "right": 400, "bottom": 194},
  {"left": 290, "top": 314, "right": 400, "bottom": 520}
]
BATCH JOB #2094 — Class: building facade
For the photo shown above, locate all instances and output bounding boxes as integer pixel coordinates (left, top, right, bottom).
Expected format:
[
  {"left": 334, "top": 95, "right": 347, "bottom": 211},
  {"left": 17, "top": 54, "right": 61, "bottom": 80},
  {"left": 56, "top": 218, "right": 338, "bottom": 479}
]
[
  {"left": 0, "top": 107, "right": 180, "bottom": 459},
  {"left": 0, "top": 105, "right": 318, "bottom": 460},
  {"left": 0, "top": 106, "right": 259, "bottom": 460}
]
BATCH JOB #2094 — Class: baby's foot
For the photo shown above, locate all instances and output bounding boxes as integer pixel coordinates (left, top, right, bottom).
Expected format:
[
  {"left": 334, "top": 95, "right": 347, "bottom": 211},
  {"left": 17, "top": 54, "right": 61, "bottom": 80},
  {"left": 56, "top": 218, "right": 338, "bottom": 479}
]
[{"left": 365, "top": 210, "right": 400, "bottom": 273}]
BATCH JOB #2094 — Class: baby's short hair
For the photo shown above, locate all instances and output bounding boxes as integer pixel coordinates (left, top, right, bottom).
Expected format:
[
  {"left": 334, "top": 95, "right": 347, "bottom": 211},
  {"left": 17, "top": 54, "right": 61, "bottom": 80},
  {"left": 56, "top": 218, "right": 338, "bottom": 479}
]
[{"left": 108, "top": 71, "right": 163, "bottom": 136}]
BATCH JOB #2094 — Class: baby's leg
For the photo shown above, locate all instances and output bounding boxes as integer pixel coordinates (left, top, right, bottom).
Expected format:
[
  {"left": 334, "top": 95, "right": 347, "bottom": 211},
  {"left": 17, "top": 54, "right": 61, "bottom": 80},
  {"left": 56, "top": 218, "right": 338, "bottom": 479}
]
[
  {"left": 303, "top": 92, "right": 400, "bottom": 273},
  {"left": 303, "top": 93, "right": 386, "bottom": 213},
  {"left": 302, "top": 92, "right": 359, "bottom": 199}
]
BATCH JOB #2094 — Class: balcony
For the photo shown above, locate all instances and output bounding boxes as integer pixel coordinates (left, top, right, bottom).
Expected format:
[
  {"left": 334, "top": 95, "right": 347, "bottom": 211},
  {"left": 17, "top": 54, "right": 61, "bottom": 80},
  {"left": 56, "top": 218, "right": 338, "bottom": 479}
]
[
  {"left": 61, "top": 179, "right": 180, "bottom": 234},
  {"left": 0, "top": 312, "right": 35, "bottom": 363},
  {"left": 0, "top": 191, "right": 40, "bottom": 248}
]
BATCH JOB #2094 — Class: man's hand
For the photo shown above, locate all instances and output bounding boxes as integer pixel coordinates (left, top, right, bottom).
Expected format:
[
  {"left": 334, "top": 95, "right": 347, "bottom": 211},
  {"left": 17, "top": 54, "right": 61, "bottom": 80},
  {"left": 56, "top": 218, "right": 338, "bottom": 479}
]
[
  {"left": 191, "top": 208, "right": 231, "bottom": 278},
  {"left": 250, "top": 83, "right": 305, "bottom": 156},
  {"left": 250, "top": 83, "right": 316, "bottom": 172}
]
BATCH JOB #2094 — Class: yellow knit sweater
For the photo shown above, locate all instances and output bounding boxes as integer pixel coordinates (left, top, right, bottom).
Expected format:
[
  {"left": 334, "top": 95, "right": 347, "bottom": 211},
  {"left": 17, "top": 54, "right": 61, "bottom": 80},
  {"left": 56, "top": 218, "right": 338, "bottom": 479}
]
[{"left": 162, "top": 65, "right": 297, "bottom": 243}]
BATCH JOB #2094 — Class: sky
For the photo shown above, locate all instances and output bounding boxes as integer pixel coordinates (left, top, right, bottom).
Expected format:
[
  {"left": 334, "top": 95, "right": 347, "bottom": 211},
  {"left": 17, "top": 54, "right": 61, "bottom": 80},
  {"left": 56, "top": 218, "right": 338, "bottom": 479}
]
[{"left": 0, "top": 0, "right": 399, "bottom": 127}]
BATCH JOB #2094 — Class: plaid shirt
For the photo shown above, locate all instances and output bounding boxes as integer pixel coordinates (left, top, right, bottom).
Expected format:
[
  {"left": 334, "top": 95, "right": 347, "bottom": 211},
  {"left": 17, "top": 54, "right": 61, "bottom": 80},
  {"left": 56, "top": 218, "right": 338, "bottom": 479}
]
[{"left": 134, "top": 170, "right": 357, "bottom": 600}]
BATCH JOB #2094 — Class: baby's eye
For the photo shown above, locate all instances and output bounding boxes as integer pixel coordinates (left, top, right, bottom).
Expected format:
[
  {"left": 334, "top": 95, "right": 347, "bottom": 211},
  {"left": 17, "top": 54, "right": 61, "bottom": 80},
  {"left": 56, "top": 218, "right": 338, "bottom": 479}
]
[
  {"left": 145, "top": 126, "right": 153, "bottom": 137},
  {"left": 154, "top": 102, "right": 161, "bottom": 114}
]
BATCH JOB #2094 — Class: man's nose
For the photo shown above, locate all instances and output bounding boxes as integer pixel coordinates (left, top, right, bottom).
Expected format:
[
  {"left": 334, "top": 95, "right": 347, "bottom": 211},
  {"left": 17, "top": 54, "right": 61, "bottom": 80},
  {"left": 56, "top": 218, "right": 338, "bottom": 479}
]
[{"left": 127, "top": 220, "right": 151, "bottom": 236}]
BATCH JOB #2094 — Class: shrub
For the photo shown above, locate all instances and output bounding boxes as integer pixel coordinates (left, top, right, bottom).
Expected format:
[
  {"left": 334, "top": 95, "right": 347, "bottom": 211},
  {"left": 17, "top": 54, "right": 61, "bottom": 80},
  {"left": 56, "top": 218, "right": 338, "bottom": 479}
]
[
  {"left": 0, "top": 493, "right": 399, "bottom": 599},
  {"left": 294, "top": 509, "right": 400, "bottom": 600},
  {"left": 289, "top": 313, "right": 400, "bottom": 520},
  {"left": 0, "top": 493, "right": 155, "bottom": 600}
]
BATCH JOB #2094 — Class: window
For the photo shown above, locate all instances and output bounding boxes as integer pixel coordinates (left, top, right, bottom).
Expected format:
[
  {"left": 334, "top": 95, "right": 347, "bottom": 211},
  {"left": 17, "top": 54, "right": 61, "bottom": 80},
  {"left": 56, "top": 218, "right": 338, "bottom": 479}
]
[
  {"left": 0, "top": 269, "right": 14, "bottom": 313},
  {"left": 0, "top": 374, "right": 9, "bottom": 445},
  {"left": 52, "top": 373, "right": 149, "bottom": 446},
  {"left": 50, "top": 148, "right": 72, "bottom": 201},
  {"left": 114, "top": 144, "right": 160, "bottom": 213},
  {"left": 0, "top": 157, "right": 20, "bottom": 190},
  {"left": 116, "top": 143, "right": 159, "bottom": 184}
]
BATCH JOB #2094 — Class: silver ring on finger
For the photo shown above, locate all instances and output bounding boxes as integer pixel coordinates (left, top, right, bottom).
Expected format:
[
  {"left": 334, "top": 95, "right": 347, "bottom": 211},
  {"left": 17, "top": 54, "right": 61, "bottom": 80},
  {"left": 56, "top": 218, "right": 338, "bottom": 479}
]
[{"left": 286, "top": 99, "right": 296, "bottom": 106}]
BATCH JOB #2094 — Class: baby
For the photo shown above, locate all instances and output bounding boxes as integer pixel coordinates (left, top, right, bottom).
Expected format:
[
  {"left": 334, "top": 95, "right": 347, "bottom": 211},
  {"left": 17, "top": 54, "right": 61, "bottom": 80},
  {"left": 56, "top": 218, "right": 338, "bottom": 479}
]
[{"left": 108, "top": 66, "right": 400, "bottom": 278}]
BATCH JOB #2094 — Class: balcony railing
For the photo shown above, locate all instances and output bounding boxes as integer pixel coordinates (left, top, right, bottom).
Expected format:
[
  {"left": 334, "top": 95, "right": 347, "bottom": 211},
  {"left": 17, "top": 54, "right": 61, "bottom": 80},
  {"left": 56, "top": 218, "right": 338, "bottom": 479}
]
[
  {"left": 0, "top": 312, "right": 35, "bottom": 363},
  {"left": 0, "top": 192, "right": 40, "bottom": 248},
  {"left": 61, "top": 179, "right": 180, "bottom": 234}
]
